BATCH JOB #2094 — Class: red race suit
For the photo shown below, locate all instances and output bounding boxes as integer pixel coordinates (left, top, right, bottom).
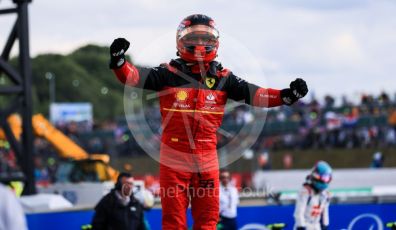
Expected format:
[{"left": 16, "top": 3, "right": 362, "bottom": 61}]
[{"left": 113, "top": 58, "right": 284, "bottom": 229}]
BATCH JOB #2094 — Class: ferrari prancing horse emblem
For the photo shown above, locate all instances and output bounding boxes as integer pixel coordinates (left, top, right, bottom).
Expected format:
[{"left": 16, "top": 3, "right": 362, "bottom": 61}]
[{"left": 205, "top": 77, "right": 216, "bottom": 89}]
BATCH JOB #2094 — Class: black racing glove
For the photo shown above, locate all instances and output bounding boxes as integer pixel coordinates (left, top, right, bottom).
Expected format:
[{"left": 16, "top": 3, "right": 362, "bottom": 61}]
[
  {"left": 296, "top": 227, "right": 306, "bottom": 230},
  {"left": 321, "top": 225, "right": 328, "bottom": 230},
  {"left": 280, "top": 78, "right": 308, "bottom": 105},
  {"left": 109, "top": 38, "right": 130, "bottom": 69}
]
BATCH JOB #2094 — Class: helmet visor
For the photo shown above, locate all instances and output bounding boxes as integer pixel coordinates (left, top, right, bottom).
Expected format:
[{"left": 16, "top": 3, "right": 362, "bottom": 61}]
[
  {"left": 178, "top": 25, "right": 219, "bottom": 46},
  {"left": 181, "top": 33, "right": 218, "bottom": 47},
  {"left": 312, "top": 172, "right": 331, "bottom": 183}
]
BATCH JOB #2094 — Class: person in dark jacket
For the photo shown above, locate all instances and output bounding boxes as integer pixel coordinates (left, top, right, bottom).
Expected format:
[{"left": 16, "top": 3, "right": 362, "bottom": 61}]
[{"left": 91, "top": 172, "right": 146, "bottom": 230}]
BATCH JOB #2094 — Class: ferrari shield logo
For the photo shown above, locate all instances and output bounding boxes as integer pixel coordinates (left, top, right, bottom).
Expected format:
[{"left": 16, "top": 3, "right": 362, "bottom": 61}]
[{"left": 205, "top": 77, "right": 216, "bottom": 89}]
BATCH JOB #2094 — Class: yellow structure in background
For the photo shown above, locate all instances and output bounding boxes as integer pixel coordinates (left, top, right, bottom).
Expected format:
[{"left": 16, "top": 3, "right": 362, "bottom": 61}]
[
  {"left": 0, "top": 114, "right": 118, "bottom": 182},
  {"left": 32, "top": 114, "right": 88, "bottom": 160},
  {"left": 0, "top": 114, "right": 23, "bottom": 140}
]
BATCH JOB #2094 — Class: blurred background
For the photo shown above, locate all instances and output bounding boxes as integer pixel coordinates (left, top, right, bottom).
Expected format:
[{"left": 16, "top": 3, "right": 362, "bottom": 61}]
[{"left": 1, "top": 0, "right": 396, "bottom": 229}]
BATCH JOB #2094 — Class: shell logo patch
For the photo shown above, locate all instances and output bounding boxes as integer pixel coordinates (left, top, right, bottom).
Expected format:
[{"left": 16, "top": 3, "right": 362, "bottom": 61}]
[{"left": 176, "top": 90, "right": 188, "bottom": 101}]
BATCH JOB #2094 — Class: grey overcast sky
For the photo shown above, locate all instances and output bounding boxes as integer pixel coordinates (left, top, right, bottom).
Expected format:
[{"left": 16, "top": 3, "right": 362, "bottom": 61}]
[{"left": 1, "top": 0, "right": 396, "bottom": 103}]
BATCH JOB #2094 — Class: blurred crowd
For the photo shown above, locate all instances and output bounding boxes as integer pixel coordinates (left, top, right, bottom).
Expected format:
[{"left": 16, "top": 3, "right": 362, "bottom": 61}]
[
  {"left": 36, "top": 92, "right": 396, "bottom": 158},
  {"left": 253, "top": 92, "right": 396, "bottom": 152}
]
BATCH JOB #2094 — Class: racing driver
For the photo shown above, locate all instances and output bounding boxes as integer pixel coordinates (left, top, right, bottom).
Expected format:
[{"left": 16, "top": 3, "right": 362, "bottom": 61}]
[{"left": 109, "top": 14, "right": 308, "bottom": 230}]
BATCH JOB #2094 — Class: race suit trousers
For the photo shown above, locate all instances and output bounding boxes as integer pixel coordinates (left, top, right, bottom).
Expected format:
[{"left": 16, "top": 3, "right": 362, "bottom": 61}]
[{"left": 160, "top": 164, "right": 219, "bottom": 230}]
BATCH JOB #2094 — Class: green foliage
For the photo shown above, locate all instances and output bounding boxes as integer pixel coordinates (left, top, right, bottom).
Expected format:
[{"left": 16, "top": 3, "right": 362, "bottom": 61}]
[{"left": 30, "top": 44, "right": 127, "bottom": 121}]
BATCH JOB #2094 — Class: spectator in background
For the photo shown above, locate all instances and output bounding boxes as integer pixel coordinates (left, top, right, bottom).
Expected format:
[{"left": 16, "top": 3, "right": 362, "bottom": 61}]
[
  {"left": 323, "top": 95, "right": 335, "bottom": 110},
  {"left": 283, "top": 153, "right": 293, "bottom": 169},
  {"left": 294, "top": 161, "right": 332, "bottom": 230},
  {"left": 91, "top": 172, "right": 145, "bottom": 230},
  {"left": 0, "top": 183, "right": 27, "bottom": 230},
  {"left": 219, "top": 170, "right": 239, "bottom": 230},
  {"left": 371, "top": 151, "right": 385, "bottom": 168},
  {"left": 34, "top": 156, "right": 50, "bottom": 186},
  {"left": 258, "top": 151, "right": 271, "bottom": 170}
]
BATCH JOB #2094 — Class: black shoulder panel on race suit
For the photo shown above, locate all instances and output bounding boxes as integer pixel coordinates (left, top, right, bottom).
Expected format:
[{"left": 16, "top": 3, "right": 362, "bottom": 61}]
[
  {"left": 223, "top": 73, "right": 260, "bottom": 104},
  {"left": 113, "top": 58, "right": 283, "bottom": 107},
  {"left": 134, "top": 65, "right": 168, "bottom": 91}
]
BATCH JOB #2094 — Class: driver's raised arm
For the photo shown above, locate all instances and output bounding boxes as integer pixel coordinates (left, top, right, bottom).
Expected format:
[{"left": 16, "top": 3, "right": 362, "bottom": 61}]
[
  {"left": 224, "top": 72, "right": 308, "bottom": 107},
  {"left": 109, "top": 38, "right": 165, "bottom": 91}
]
